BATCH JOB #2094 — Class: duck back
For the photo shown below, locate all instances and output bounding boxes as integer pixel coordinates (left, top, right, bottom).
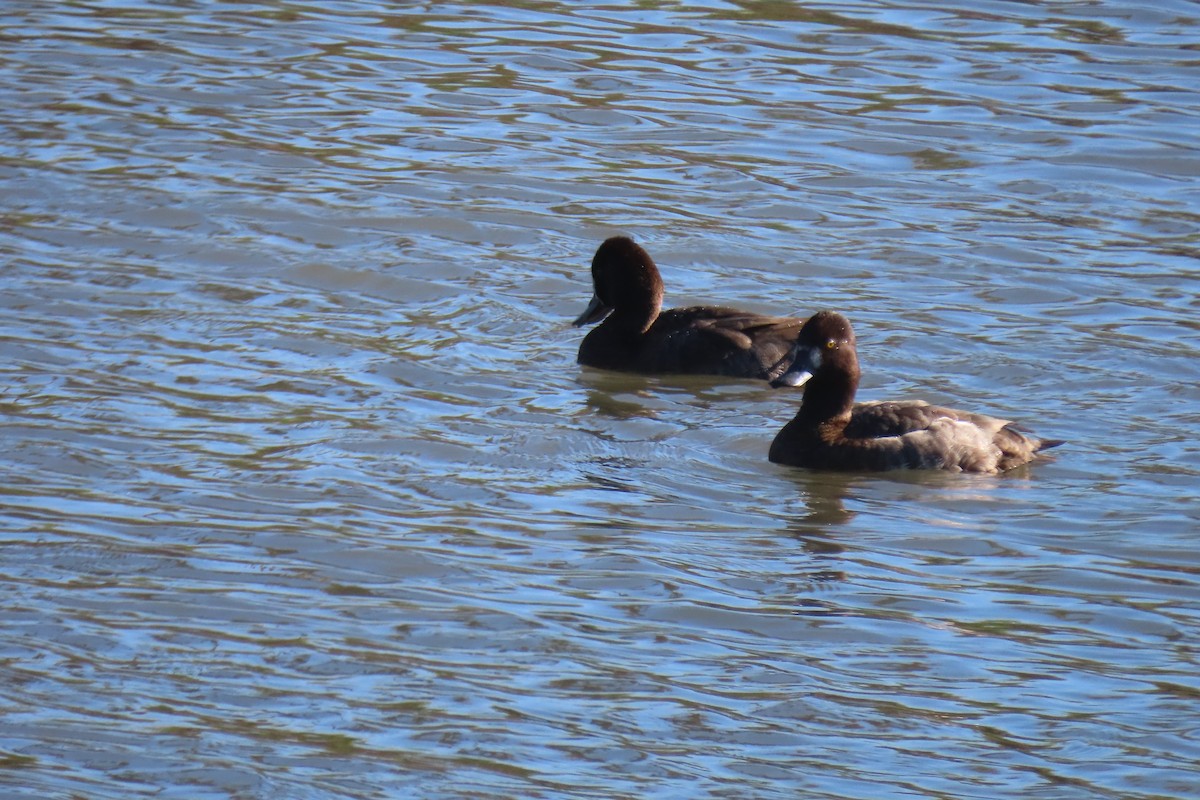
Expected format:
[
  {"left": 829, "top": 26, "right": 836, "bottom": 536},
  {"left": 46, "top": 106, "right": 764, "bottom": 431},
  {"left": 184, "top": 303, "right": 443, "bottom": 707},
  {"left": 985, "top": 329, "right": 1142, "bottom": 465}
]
[
  {"left": 772, "top": 400, "right": 1059, "bottom": 473},
  {"left": 589, "top": 305, "right": 802, "bottom": 379}
]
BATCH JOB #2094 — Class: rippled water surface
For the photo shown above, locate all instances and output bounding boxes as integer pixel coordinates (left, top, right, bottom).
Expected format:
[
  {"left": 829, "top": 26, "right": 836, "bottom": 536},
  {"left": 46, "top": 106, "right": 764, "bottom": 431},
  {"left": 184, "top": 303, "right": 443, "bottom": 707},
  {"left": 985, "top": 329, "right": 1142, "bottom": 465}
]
[{"left": 3, "top": 2, "right": 1199, "bottom": 798}]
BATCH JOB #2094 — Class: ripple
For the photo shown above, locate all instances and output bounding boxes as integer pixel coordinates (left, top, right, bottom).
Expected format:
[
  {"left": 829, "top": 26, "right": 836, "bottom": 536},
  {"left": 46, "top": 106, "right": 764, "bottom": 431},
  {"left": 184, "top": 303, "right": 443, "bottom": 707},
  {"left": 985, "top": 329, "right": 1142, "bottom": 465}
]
[{"left": 1, "top": 2, "right": 1198, "bottom": 799}]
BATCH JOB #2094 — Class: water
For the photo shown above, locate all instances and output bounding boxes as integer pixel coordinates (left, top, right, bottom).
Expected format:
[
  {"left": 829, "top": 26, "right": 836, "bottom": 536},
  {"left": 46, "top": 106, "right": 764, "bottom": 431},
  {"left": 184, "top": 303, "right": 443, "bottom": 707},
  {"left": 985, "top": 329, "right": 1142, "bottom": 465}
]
[{"left": 2, "top": 2, "right": 1198, "bottom": 798}]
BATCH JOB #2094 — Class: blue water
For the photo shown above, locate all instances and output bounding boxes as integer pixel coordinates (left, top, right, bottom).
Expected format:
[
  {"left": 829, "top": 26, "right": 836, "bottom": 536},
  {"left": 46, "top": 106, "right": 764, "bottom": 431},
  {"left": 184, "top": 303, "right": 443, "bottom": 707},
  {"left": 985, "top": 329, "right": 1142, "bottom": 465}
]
[{"left": 1, "top": 2, "right": 1198, "bottom": 798}]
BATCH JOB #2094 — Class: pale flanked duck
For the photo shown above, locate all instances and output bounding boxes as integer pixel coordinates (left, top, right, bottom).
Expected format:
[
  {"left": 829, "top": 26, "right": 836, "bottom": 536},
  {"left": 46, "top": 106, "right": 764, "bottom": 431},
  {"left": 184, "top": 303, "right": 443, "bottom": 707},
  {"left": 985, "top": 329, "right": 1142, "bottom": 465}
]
[
  {"left": 769, "top": 311, "right": 1063, "bottom": 473},
  {"left": 574, "top": 236, "right": 805, "bottom": 381}
]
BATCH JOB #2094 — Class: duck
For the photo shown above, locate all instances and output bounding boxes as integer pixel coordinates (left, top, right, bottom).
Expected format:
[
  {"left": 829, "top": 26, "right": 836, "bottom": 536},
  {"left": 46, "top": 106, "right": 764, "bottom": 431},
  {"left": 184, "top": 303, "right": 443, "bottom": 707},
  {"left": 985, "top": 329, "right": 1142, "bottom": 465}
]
[
  {"left": 768, "top": 311, "right": 1063, "bottom": 473},
  {"left": 573, "top": 236, "right": 805, "bottom": 380}
]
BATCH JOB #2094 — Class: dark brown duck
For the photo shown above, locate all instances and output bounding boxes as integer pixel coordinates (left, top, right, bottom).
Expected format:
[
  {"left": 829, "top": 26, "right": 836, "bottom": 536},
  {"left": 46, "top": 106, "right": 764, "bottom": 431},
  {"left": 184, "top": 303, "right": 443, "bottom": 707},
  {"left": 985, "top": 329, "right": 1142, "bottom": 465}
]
[
  {"left": 574, "top": 236, "right": 805, "bottom": 380},
  {"left": 769, "top": 311, "right": 1063, "bottom": 473}
]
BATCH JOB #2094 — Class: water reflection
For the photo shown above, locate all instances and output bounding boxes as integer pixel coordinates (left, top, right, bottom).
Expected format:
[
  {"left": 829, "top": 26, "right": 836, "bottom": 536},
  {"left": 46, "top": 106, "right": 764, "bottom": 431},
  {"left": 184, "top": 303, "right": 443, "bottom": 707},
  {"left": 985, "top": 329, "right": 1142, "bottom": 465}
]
[{"left": 781, "top": 470, "right": 859, "bottom": 531}]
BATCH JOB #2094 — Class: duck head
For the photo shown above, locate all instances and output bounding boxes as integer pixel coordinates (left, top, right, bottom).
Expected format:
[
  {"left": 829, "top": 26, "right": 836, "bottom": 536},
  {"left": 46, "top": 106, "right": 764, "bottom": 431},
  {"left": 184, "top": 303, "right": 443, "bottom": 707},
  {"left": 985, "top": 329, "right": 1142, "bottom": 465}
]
[
  {"left": 573, "top": 236, "right": 664, "bottom": 328},
  {"left": 769, "top": 310, "right": 857, "bottom": 389}
]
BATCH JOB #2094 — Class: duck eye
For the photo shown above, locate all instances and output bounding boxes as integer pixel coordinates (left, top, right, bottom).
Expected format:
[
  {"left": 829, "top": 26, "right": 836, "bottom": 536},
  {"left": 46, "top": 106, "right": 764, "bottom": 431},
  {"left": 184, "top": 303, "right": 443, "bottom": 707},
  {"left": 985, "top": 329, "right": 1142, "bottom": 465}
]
[{"left": 825, "top": 339, "right": 837, "bottom": 350}]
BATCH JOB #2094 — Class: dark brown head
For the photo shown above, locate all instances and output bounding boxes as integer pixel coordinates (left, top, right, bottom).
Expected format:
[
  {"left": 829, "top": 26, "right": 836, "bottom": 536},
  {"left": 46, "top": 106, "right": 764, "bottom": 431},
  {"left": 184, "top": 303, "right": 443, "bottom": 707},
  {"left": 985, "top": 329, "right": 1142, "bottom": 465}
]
[
  {"left": 572, "top": 236, "right": 665, "bottom": 329},
  {"left": 769, "top": 310, "right": 857, "bottom": 389}
]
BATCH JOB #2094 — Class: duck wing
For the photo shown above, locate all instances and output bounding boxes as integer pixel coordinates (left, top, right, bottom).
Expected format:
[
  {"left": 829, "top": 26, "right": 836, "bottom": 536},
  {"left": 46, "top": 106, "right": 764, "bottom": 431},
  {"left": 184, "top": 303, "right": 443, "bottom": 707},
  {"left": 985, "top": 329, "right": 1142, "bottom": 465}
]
[
  {"left": 843, "top": 401, "right": 970, "bottom": 437},
  {"left": 659, "top": 306, "right": 801, "bottom": 342},
  {"left": 648, "top": 307, "right": 805, "bottom": 378}
]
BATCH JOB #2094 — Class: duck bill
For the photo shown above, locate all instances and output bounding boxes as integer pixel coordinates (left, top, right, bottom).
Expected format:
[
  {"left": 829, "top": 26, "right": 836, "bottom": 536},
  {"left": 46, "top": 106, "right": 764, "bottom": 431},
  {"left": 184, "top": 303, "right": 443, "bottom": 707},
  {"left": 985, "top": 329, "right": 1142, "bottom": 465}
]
[
  {"left": 572, "top": 293, "right": 612, "bottom": 327},
  {"left": 770, "top": 368, "right": 813, "bottom": 389},
  {"left": 769, "top": 345, "right": 819, "bottom": 388}
]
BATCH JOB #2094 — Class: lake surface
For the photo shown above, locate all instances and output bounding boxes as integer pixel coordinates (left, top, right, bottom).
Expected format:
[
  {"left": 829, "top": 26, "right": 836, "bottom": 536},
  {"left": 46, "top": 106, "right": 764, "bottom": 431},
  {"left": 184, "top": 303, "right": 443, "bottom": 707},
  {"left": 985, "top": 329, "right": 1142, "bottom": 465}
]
[{"left": 2, "top": 2, "right": 1199, "bottom": 798}]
